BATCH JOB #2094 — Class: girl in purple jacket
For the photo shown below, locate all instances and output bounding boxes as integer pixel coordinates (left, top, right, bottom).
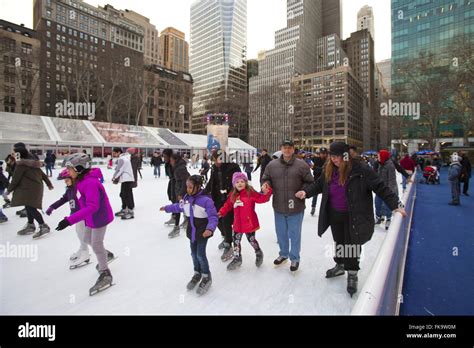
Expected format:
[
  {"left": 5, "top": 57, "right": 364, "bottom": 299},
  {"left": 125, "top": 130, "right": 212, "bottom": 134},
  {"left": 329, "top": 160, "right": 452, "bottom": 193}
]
[
  {"left": 160, "top": 175, "right": 218, "bottom": 296},
  {"left": 55, "top": 153, "right": 115, "bottom": 296}
]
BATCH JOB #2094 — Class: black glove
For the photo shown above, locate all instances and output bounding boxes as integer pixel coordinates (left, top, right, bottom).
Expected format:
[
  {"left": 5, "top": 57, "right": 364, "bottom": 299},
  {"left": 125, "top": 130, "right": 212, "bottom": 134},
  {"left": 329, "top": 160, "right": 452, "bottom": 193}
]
[{"left": 56, "top": 218, "right": 71, "bottom": 231}]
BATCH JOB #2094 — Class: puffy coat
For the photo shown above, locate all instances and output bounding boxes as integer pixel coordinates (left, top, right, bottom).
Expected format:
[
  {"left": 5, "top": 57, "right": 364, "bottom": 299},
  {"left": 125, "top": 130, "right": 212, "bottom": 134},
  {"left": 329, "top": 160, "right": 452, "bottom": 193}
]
[
  {"left": 112, "top": 153, "right": 134, "bottom": 183},
  {"left": 378, "top": 159, "right": 399, "bottom": 196},
  {"left": 165, "top": 190, "right": 218, "bottom": 242},
  {"left": 205, "top": 163, "right": 241, "bottom": 209},
  {"left": 219, "top": 187, "right": 273, "bottom": 233},
  {"left": 172, "top": 158, "right": 190, "bottom": 199},
  {"left": 304, "top": 160, "right": 400, "bottom": 245},
  {"left": 8, "top": 158, "right": 53, "bottom": 209},
  {"left": 67, "top": 168, "right": 114, "bottom": 228},
  {"left": 262, "top": 155, "right": 314, "bottom": 215}
]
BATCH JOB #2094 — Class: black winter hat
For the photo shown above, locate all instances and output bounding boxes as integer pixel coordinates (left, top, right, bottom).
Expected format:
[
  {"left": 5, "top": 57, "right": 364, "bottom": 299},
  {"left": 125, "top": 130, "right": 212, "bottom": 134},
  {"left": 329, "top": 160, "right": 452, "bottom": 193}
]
[
  {"left": 188, "top": 175, "right": 204, "bottom": 189},
  {"left": 329, "top": 142, "right": 350, "bottom": 157},
  {"left": 13, "top": 142, "right": 26, "bottom": 151}
]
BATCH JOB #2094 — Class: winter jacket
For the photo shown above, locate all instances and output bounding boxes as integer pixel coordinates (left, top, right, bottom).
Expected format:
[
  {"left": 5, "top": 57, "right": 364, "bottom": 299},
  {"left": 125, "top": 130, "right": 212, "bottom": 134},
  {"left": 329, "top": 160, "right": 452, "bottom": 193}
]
[
  {"left": 205, "top": 163, "right": 241, "bottom": 209},
  {"left": 112, "top": 153, "right": 134, "bottom": 183},
  {"left": 373, "top": 159, "right": 409, "bottom": 179},
  {"left": 400, "top": 156, "right": 416, "bottom": 172},
  {"left": 165, "top": 190, "right": 218, "bottom": 242},
  {"left": 8, "top": 158, "right": 53, "bottom": 209},
  {"left": 151, "top": 156, "right": 163, "bottom": 167},
  {"left": 219, "top": 187, "right": 273, "bottom": 233},
  {"left": 377, "top": 159, "right": 399, "bottom": 196},
  {"left": 166, "top": 161, "right": 176, "bottom": 202},
  {"left": 312, "top": 157, "right": 326, "bottom": 179},
  {"left": 201, "top": 160, "right": 210, "bottom": 176},
  {"left": 67, "top": 168, "right": 114, "bottom": 228},
  {"left": 44, "top": 153, "right": 55, "bottom": 165},
  {"left": 173, "top": 158, "right": 190, "bottom": 199},
  {"left": 254, "top": 154, "right": 272, "bottom": 174},
  {"left": 130, "top": 153, "right": 140, "bottom": 188},
  {"left": 448, "top": 162, "right": 462, "bottom": 182},
  {"left": 49, "top": 186, "right": 80, "bottom": 214},
  {"left": 460, "top": 156, "right": 472, "bottom": 180},
  {"left": 262, "top": 155, "right": 314, "bottom": 215},
  {"left": 304, "top": 160, "right": 400, "bottom": 245}
]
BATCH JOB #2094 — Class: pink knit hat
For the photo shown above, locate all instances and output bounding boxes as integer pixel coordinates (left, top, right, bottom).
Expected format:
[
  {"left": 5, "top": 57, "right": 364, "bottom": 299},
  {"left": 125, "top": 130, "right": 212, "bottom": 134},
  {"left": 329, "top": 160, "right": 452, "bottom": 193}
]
[{"left": 232, "top": 172, "right": 248, "bottom": 186}]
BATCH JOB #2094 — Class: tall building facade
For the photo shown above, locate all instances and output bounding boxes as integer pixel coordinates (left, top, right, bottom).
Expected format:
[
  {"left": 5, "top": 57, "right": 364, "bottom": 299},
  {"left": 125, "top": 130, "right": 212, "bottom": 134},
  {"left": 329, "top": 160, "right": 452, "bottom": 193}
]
[
  {"left": 343, "top": 29, "right": 376, "bottom": 150},
  {"left": 392, "top": 0, "right": 474, "bottom": 148},
  {"left": 159, "top": 27, "right": 189, "bottom": 73},
  {"left": 377, "top": 59, "right": 391, "bottom": 95},
  {"left": 33, "top": 0, "right": 144, "bottom": 122},
  {"left": 121, "top": 9, "right": 159, "bottom": 65},
  {"left": 291, "top": 66, "right": 365, "bottom": 151},
  {"left": 190, "top": 0, "right": 248, "bottom": 140},
  {"left": 0, "top": 20, "right": 41, "bottom": 115},
  {"left": 357, "top": 5, "right": 375, "bottom": 41},
  {"left": 315, "top": 33, "right": 347, "bottom": 72},
  {"left": 322, "top": 0, "right": 342, "bottom": 37},
  {"left": 249, "top": 0, "right": 327, "bottom": 152},
  {"left": 142, "top": 65, "right": 193, "bottom": 133}
]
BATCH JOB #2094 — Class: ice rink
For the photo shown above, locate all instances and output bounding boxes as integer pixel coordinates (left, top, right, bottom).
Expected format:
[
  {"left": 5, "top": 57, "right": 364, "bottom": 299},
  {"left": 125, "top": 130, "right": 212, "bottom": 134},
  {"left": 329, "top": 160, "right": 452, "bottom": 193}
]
[{"left": 0, "top": 165, "right": 399, "bottom": 315}]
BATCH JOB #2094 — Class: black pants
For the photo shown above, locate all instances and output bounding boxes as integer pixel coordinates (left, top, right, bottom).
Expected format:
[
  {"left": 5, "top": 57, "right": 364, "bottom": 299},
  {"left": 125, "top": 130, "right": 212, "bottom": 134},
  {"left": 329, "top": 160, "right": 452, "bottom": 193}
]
[
  {"left": 246, "top": 171, "right": 252, "bottom": 181},
  {"left": 216, "top": 201, "right": 234, "bottom": 244},
  {"left": 233, "top": 232, "right": 260, "bottom": 257},
  {"left": 462, "top": 177, "right": 470, "bottom": 194},
  {"left": 25, "top": 206, "right": 44, "bottom": 225},
  {"left": 120, "top": 182, "right": 135, "bottom": 210},
  {"left": 329, "top": 208, "right": 361, "bottom": 271}
]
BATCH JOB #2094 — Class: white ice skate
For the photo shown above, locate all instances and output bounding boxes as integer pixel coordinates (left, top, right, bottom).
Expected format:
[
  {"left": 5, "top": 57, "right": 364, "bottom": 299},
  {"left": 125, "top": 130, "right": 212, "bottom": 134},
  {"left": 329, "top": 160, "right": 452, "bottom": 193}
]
[{"left": 69, "top": 250, "right": 91, "bottom": 270}]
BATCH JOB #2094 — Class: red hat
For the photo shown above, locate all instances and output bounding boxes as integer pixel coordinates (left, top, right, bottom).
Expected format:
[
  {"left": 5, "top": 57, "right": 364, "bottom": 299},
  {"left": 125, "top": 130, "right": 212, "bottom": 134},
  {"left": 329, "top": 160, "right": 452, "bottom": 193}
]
[
  {"left": 379, "top": 150, "right": 390, "bottom": 165},
  {"left": 127, "top": 148, "right": 137, "bottom": 155}
]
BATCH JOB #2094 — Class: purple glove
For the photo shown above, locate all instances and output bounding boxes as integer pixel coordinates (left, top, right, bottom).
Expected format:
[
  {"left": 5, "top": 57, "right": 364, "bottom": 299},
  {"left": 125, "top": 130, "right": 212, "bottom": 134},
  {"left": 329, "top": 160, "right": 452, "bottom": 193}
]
[{"left": 46, "top": 207, "right": 54, "bottom": 216}]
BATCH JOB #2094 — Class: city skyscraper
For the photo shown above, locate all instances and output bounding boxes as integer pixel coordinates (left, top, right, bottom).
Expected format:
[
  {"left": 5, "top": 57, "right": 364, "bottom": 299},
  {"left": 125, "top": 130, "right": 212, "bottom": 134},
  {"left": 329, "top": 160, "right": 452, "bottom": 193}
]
[
  {"left": 159, "top": 27, "right": 189, "bottom": 73},
  {"left": 250, "top": 0, "right": 332, "bottom": 152},
  {"left": 190, "top": 0, "right": 248, "bottom": 140},
  {"left": 392, "top": 0, "right": 474, "bottom": 150},
  {"left": 357, "top": 5, "right": 375, "bottom": 41}
]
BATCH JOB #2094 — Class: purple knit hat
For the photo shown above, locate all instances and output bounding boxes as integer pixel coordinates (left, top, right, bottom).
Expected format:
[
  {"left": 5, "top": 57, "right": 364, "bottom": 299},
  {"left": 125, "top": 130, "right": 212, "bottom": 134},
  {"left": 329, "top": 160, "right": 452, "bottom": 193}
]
[{"left": 232, "top": 172, "right": 248, "bottom": 186}]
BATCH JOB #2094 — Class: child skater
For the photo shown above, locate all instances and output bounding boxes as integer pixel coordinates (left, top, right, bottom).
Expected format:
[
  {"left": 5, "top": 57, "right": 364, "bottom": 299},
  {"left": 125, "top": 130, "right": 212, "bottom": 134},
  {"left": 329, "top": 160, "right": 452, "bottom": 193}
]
[
  {"left": 46, "top": 169, "right": 113, "bottom": 269},
  {"left": 54, "top": 153, "right": 115, "bottom": 296},
  {"left": 218, "top": 172, "right": 272, "bottom": 270},
  {"left": 160, "top": 175, "right": 218, "bottom": 296}
]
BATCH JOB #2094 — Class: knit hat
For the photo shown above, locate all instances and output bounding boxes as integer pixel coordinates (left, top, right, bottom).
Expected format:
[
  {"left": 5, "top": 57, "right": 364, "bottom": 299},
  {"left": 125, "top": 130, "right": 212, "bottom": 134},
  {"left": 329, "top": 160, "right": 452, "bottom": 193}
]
[
  {"left": 329, "top": 142, "right": 350, "bottom": 157},
  {"left": 379, "top": 150, "right": 390, "bottom": 165},
  {"left": 232, "top": 172, "right": 248, "bottom": 186}
]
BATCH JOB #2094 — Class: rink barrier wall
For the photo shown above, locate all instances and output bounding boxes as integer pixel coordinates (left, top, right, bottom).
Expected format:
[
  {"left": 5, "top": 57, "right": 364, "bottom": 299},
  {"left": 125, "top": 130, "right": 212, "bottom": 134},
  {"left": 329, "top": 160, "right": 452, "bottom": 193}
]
[{"left": 351, "top": 172, "right": 417, "bottom": 316}]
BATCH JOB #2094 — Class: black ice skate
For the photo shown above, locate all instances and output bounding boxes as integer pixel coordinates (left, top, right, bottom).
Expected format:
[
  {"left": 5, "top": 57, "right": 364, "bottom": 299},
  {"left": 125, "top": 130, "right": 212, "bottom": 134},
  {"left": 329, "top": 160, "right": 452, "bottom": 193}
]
[
  {"left": 89, "top": 269, "right": 113, "bottom": 296},
  {"left": 255, "top": 250, "right": 264, "bottom": 267},
  {"left": 273, "top": 256, "right": 288, "bottom": 267},
  {"left": 95, "top": 251, "right": 117, "bottom": 271},
  {"left": 221, "top": 243, "right": 233, "bottom": 262},
  {"left": 32, "top": 224, "right": 50, "bottom": 239},
  {"left": 168, "top": 226, "right": 180, "bottom": 239},
  {"left": 326, "top": 263, "right": 345, "bottom": 278},
  {"left": 186, "top": 272, "right": 202, "bottom": 290},
  {"left": 121, "top": 209, "right": 134, "bottom": 220},
  {"left": 227, "top": 256, "right": 242, "bottom": 271},
  {"left": 310, "top": 206, "right": 316, "bottom": 216},
  {"left": 347, "top": 271, "right": 358, "bottom": 298},
  {"left": 196, "top": 274, "right": 212, "bottom": 296}
]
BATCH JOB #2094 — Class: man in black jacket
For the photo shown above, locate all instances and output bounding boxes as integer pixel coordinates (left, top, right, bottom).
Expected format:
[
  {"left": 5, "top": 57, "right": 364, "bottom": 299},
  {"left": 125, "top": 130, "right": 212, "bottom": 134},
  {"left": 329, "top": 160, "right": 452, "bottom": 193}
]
[
  {"left": 151, "top": 152, "right": 163, "bottom": 178},
  {"left": 168, "top": 153, "right": 190, "bottom": 238},
  {"left": 205, "top": 150, "right": 241, "bottom": 261},
  {"left": 254, "top": 149, "right": 272, "bottom": 185}
]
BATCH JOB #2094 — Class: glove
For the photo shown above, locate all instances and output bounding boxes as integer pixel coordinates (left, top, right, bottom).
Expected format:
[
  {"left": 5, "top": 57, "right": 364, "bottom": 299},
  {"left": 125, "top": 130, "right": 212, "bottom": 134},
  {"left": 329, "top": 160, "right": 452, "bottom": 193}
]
[
  {"left": 56, "top": 218, "right": 71, "bottom": 231},
  {"left": 45, "top": 207, "right": 54, "bottom": 216}
]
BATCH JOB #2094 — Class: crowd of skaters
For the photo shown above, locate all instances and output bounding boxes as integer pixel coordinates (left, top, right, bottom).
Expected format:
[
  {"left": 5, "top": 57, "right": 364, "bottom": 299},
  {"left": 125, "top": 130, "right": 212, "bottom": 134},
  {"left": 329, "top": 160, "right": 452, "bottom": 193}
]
[{"left": 0, "top": 139, "right": 471, "bottom": 297}]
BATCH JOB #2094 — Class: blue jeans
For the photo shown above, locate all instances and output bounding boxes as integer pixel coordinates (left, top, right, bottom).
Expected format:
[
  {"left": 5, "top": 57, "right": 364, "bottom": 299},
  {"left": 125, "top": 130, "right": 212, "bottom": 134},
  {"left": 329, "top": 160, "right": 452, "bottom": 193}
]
[
  {"left": 375, "top": 195, "right": 392, "bottom": 220},
  {"left": 274, "top": 211, "right": 304, "bottom": 262},
  {"left": 45, "top": 164, "right": 53, "bottom": 176},
  {"left": 402, "top": 176, "right": 407, "bottom": 191},
  {"left": 190, "top": 239, "right": 210, "bottom": 275},
  {"left": 153, "top": 165, "right": 161, "bottom": 177}
]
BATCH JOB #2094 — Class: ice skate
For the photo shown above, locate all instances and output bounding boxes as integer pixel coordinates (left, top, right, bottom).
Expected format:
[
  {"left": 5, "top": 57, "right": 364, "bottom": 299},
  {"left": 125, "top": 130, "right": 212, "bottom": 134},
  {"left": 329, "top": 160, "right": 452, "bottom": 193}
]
[
  {"left": 326, "top": 264, "right": 345, "bottom": 278},
  {"left": 220, "top": 243, "right": 233, "bottom": 262},
  {"left": 121, "top": 209, "right": 134, "bottom": 220},
  {"left": 196, "top": 274, "right": 212, "bottom": 296},
  {"left": 69, "top": 250, "right": 91, "bottom": 270},
  {"left": 164, "top": 217, "right": 175, "bottom": 226},
  {"left": 95, "top": 251, "right": 117, "bottom": 271},
  {"left": 114, "top": 209, "right": 126, "bottom": 217},
  {"left": 290, "top": 261, "right": 300, "bottom": 273},
  {"left": 347, "top": 271, "right": 358, "bottom": 298},
  {"left": 179, "top": 217, "right": 188, "bottom": 230},
  {"left": 17, "top": 223, "right": 36, "bottom": 236},
  {"left": 255, "top": 250, "right": 264, "bottom": 267},
  {"left": 168, "top": 226, "right": 180, "bottom": 239},
  {"left": 273, "top": 256, "right": 288, "bottom": 267},
  {"left": 186, "top": 272, "right": 202, "bottom": 290},
  {"left": 227, "top": 256, "right": 242, "bottom": 271},
  {"left": 89, "top": 269, "right": 113, "bottom": 296},
  {"left": 32, "top": 224, "right": 50, "bottom": 239},
  {"left": 310, "top": 206, "right": 316, "bottom": 216}
]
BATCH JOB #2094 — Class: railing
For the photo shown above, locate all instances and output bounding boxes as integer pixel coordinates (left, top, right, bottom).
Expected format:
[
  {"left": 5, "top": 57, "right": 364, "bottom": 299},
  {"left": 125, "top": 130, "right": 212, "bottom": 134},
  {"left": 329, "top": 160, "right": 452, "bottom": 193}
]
[{"left": 351, "top": 173, "right": 417, "bottom": 315}]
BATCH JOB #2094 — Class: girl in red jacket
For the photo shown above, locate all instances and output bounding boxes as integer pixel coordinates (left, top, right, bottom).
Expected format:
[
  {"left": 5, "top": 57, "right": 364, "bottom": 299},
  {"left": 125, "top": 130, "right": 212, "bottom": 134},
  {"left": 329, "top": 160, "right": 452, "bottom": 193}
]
[{"left": 218, "top": 172, "right": 272, "bottom": 270}]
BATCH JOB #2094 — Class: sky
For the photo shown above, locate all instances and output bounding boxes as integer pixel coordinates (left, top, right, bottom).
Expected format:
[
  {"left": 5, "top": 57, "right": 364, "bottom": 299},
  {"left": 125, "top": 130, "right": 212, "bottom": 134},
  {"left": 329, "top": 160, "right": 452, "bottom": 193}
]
[{"left": 0, "top": 0, "right": 392, "bottom": 61}]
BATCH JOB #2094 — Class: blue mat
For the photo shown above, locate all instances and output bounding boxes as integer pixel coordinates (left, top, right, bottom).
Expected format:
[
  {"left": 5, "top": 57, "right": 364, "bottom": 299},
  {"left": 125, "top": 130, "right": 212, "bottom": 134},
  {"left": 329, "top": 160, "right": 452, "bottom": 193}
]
[{"left": 400, "top": 169, "right": 474, "bottom": 315}]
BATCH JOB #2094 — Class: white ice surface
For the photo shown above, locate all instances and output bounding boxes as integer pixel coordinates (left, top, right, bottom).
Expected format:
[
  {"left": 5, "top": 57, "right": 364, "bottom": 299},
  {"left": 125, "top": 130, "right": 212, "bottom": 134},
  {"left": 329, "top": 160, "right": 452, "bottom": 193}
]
[{"left": 0, "top": 165, "right": 401, "bottom": 315}]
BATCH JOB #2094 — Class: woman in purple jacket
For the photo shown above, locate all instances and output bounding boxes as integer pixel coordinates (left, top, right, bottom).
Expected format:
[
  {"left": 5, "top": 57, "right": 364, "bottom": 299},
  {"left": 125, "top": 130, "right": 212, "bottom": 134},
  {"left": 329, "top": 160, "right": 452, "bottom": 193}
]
[
  {"left": 160, "top": 175, "right": 218, "bottom": 296},
  {"left": 55, "top": 153, "right": 115, "bottom": 296}
]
